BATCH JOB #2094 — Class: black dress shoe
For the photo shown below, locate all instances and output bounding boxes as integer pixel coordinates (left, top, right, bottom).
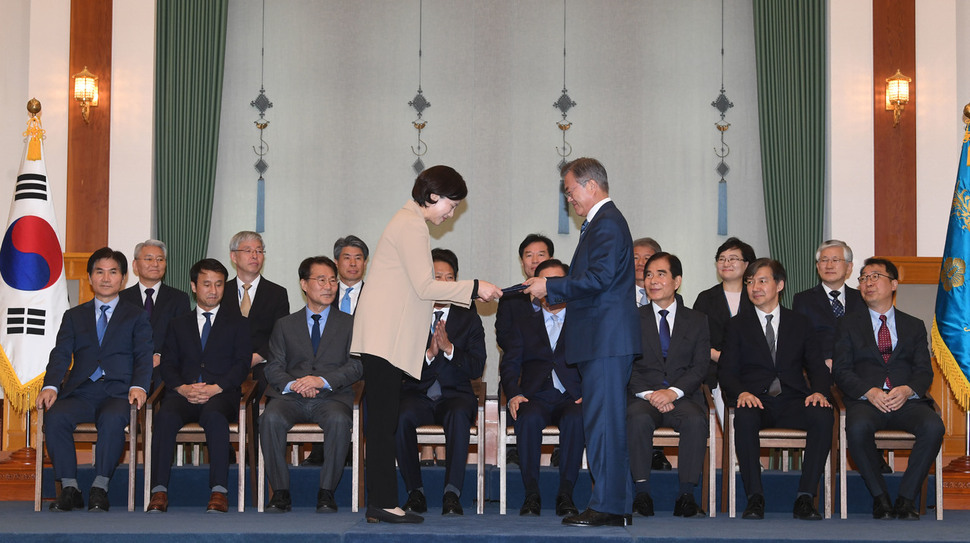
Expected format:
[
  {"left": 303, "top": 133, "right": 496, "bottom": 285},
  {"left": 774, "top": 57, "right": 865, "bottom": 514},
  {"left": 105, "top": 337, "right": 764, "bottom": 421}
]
[
  {"left": 419, "top": 459, "right": 435, "bottom": 467},
  {"left": 266, "top": 489, "right": 292, "bottom": 513},
  {"left": 365, "top": 506, "right": 424, "bottom": 524},
  {"left": 506, "top": 446, "right": 519, "bottom": 466},
  {"left": 674, "top": 493, "right": 705, "bottom": 518},
  {"left": 550, "top": 446, "right": 561, "bottom": 467},
  {"left": 403, "top": 490, "right": 427, "bottom": 513},
  {"left": 873, "top": 494, "right": 895, "bottom": 520},
  {"left": 633, "top": 492, "right": 654, "bottom": 517},
  {"left": 301, "top": 454, "right": 323, "bottom": 466},
  {"left": 520, "top": 492, "right": 541, "bottom": 516},
  {"left": 88, "top": 487, "right": 109, "bottom": 512},
  {"left": 442, "top": 491, "right": 463, "bottom": 516},
  {"left": 562, "top": 508, "right": 628, "bottom": 527},
  {"left": 556, "top": 493, "right": 579, "bottom": 517},
  {"left": 792, "top": 494, "right": 822, "bottom": 520},
  {"left": 652, "top": 449, "right": 672, "bottom": 471},
  {"left": 50, "top": 486, "right": 83, "bottom": 512},
  {"left": 879, "top": 458, "right": 893, "bottom": 474},
  {"left": 742, "top": 493, "right": 764, "bottom": 520},
  {"left": 316, "top": 488, "right": 337, "bottom": 513},
  {"left": 894, "top": 496, "right": 919, "bottom": 520}
]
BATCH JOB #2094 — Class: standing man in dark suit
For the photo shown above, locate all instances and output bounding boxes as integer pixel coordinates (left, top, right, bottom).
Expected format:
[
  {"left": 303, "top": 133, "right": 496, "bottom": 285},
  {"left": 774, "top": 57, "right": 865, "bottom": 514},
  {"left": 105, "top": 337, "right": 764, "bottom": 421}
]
[
  {"left": 718, "top": 258, "right": 833, "bottom": 521},
  {"left": 833, "top": 257, "right": 944, "bottom": 520},
  {"left": 793, "top": 240, "right": 865, "bottom": 370},
  {"left": 119, "top": 239, "right": 190, "bottom": 390},
  {"left": 147, "top": 259, "right": 252, "bottom": 513},
  {"left": 398, "top": 248, "right": 486, "bottom": 516},
  {"left": 497, "top": 259, "right": 582, "bottom": 517},
  {"left": 627, "top": 253, "right": 710, "bottom": 518},
  {"left": 524, "top": 157, "right": 641, "bottom": 527},
  {"left": 332, "top": 235, "right": 368, "bottom": 315},
  {"left": 37, "top": 248, "right": 154, "bottom": 512},
  {"left": 260, "top": 256, "right": 361, "bottom": 513}
]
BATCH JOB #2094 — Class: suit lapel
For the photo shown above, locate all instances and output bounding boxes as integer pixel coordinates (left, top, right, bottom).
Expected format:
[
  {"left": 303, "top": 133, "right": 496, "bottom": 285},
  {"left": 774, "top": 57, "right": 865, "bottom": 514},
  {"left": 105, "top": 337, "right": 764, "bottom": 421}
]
[
  {"left": 642, "top": 306, "right": 663, "bottom": 361},
  {"left": 746, "top": 311, "right": 774, "bottom": 366}
]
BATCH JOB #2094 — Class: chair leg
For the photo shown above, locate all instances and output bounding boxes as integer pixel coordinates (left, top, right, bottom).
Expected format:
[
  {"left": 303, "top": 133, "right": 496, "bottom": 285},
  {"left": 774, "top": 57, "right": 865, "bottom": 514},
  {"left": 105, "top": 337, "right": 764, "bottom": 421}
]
[
  {"left": 257, "top": 439, "right": 265, "bottom": 512},
  {"left": 34, "top": 408, "right": 44, "bottom": 512},
  {"left": 935, "top": 447, "right": 944, "bottom": 520},
  {"left": 144, "top": 416, "right": 152, "bottom": 511},
  {"left": 498, "top": 412, "right": 507, "bottom": 515}
]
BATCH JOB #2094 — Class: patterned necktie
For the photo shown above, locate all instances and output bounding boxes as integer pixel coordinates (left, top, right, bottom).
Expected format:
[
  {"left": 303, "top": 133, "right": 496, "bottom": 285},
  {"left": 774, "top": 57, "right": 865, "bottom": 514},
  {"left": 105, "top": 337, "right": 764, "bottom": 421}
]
[
  {"left": 431, "top": 310, "right": 443, "bottom": 333},
  {"left": 658, "top": 309, "right": 671, "bottom": 359},
  {"left": 830, "top": 290, "right": 845, "bottom": 318},
  {"left": 340, "top": 286, "right": 354, "bottom": 314},
  {"left": 240, "top": 283, "right": 252, "bottom": 317},
  {"left": 201, "top": 312, "right": 212, "bottom": 350},
  {"left": 427, "top": 310, "right": 445, "bottom": 400},
  {"left": 638, "top": 288, "right": 647, "bottom": 307},
  {"left": 548, "top": 313, "right": 566, "bottom": 393},
  {"left": 310, "top": 314, "right": 322, "bottom": 355},
  {"left": 580, "top": 220, "right": 589, "bottom": 235},
  {"left": 765, "top": 314, "right": 781, "bottom": 396},
  {"left": 878, "top": 315, "right": 892, "bottom": 388},
  {"left": 91, "top": 305, "right": 109, "bottom": 381},
  {"left": 144, "top": 287, "right": 155, "bottom": 319}
]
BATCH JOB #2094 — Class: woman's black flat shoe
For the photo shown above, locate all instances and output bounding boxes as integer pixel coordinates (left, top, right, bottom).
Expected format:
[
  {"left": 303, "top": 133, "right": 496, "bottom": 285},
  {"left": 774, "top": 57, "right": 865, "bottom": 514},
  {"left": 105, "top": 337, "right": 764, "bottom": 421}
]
[{"left": 366, "top": 506, "right": 424, "bottom": 524}]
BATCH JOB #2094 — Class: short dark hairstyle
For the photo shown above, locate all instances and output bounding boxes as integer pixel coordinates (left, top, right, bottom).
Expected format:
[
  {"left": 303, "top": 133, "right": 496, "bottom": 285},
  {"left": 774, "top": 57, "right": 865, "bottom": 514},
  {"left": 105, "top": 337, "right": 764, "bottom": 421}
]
[
  {"left": 333, "top": 235, "right": 369, "bottom": 260},
  {"left": 431, "top": 248, "right": 459, "bottom": 278},
  {"left": 645, "top": 252, "right": 682, "bottom": 279},
  {"left": 189, "top": 258, "right": 229, "bottom": 283},
  {"left": 411, "top": 165, "right": 468, "bottom": 206},
  {"left": 743, "top": 258, "right": 787, "bottom": 288},
  {"left": 633, "top": 237, "right": 662, "bottom": 253},
  {"left": 715, "top": 237, "right": 756, "bottom": 263},
  {"left": 561, "top": 157, "right": 609, "bottom": 193},
  {"left": 87, "top": 247, "right": 127, "bottom": 276},
  {"left": 862, "top": 257, "right": 898, "bottom": 280},
  {"left": 534, "top": 258, "right": 569, "bottom": 276},
  {"left": 518, "top": 233, "right": 554, "bottom": 259},
  {"left": 299, "top": 256, "right": 337, "bottom": 281}
]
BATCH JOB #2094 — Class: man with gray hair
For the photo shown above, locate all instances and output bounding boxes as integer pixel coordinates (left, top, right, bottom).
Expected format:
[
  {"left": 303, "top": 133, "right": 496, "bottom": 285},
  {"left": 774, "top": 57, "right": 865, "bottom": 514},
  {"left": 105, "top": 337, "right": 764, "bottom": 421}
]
[
  {"left": 120, "top": 239, "right": 190, "bottom": 390},
  {"left": 332, "top": 235, "right": 369, "bottom": 315}
]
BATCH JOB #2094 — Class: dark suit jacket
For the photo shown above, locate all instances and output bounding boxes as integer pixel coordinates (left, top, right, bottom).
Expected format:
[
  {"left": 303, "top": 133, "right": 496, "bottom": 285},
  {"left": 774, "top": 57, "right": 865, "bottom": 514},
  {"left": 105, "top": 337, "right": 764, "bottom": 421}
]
[
  {"left": 718, "top": 307, "right": 830, "bottom": 404},
  {"left": 497, "top": 295, "right": 581, "bottom": 401},
  {"left": 223, "top": 276, "right": 290, "bottom": 361},
  {"left": 44, "top": 299, "right": 154, "bottom": 398},
  {"left": 403, "top": 303, "right": 486, "bottom": 398},
  {"left": 160, "top": 307, "right": 252, "bottom": 393},
  {"left": 119, "top": 282, "right": 191, "bottom": 354},
  {"left": 330, "top": 281, "right": 363, "bottom": 315},
  {"left": 692, "top": 283, "right": 753, "bottom": 354},
  {"left": 263, "top": 307, "right": 361, "bottom": 407},
  {"left": 792, "top": 283, "right": 865, "bottom": 360},
  {"left": 832, "top": 308, "right": 934, "bottom": 401},
  {"left": 545, "top": 201, "right": 641, "bottom": 362},
  {"left": 629, "top": 302, "right": 710, "bottom": 406}
]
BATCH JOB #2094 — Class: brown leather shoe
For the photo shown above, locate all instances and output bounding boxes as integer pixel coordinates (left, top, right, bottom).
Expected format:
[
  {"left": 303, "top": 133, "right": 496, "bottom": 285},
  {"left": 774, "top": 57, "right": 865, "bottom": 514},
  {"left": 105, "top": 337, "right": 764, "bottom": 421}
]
[
  {"left": 147, "top": 491, "right": 168, "bottom": 513},
  {"left": 206, "top": 491, "right": 228, "bottom": 513}
]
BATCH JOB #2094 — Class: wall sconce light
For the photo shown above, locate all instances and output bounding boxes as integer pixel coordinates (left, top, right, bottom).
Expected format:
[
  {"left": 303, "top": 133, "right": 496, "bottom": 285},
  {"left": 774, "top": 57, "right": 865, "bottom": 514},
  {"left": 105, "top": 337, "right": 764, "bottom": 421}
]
[
  {"left": 72, "top": 66, "right": 99, "bottom": 124},
  {"left": 885, "top": 69, "right": 911, "bottom": 128}
]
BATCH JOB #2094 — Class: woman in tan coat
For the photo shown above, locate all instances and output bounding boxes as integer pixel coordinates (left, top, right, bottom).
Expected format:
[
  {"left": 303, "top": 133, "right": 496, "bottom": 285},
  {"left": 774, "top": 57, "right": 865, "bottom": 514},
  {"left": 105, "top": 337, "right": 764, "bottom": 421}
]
[{"left": 351, "top": 165, "right": 502, "bottom": 523}]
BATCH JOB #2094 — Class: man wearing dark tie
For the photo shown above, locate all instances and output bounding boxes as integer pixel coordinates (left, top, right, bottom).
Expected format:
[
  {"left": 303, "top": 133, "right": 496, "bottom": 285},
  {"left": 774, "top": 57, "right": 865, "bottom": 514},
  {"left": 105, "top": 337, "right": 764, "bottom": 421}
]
[
  {"left": 524, "top": 157, "right": 641, "bottom": 527},
  {"left": 332, "top": 235, "right": 368, "bottom": 315},
  {"left": 37, "top": 248, "right": 154, "bottom": 512},
  {"left": 398, "top": 248, "right": 486, "bottom": 516},
  {"left": 793, "top": 240, "right": 865, "bottom": 370},
  {"left": 833, "top": 258, "right": 944, "bottom": 520},
  {"left": 147, "top": 259, "right": 251, "bottom": 513},
  {"left": 260, "top": 256, "right": 361, "bottom": 513},
  {"left": 627, "top": 253, "right": 710, "bottom": 518},
  {"left": 497, "top": 259, "right": 582, "bottom": 517},
  {"left": 119, "top": 239, "right": 190, "bottom": 391},
  {"left": 718, "top": 258, "right": 833, "bottom": 521}
]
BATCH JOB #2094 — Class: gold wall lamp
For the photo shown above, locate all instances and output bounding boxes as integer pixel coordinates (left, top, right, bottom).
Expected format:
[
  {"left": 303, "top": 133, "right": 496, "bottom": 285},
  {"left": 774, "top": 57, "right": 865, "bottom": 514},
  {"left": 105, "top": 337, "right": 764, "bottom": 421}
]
[
  {"left": 885, "top": 69, "right": 911, "bottom": 128},
  {"left": 72, "top": 66, "right": 99, "bottom": 124}
]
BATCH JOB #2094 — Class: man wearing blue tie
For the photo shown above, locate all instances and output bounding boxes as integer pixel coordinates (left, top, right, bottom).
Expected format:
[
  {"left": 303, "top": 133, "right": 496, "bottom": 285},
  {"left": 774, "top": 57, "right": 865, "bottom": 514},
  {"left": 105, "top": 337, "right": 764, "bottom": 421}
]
[
  {"left": 524, "top": 158, "right": 641, "bottom": 527},
  {"left": 332, "top": 235, "right": 368, "bottom": 316},
  {"left": 37, "top": 248, "right": 154, "bottom": 512}
]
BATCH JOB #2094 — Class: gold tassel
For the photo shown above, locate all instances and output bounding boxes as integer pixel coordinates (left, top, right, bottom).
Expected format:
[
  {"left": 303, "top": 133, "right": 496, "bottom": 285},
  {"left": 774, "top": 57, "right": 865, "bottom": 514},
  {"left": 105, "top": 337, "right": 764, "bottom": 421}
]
[
  {"left": 0, "top": 345, "right": 46, "bottom": 414},
  {"left": 931, "top": 318, "right": 970, "bottom": 412},
  {"left": 23, "top": 116, "right": 45, "bottom": 161}
]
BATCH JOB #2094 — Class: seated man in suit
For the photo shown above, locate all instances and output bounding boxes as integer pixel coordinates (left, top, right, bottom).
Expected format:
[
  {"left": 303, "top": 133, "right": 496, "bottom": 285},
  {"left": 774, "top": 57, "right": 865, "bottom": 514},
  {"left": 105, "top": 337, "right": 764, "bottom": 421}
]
[
  {"left": 627, "top": 252, "right": 710, "bottom": 518},
  {"left": 397, "top": 248, "right": 487, "bottom": 516},
  {"left": 833, "top": 257, "right": 944, "bottom": 520},
  {"left": 793, "top": 240, "right": 865, "bottom": 370},
  {"left": 719, "top": 258, "right": 833, "bottom": 521},
  {"left": 260, "top": 256, "right": 362, "bottom": 513},
  {"left": 147, "top": 258, "right": 252, "bottom": 513},
  {"left": 119, "top": 239, "right": 190, "bottom": 391},
  {"left": 37, "top": 247, "right": 154, "bottom": 512},
  {"left": 497, "top": 259, "right": 583, "bottom": 517}
]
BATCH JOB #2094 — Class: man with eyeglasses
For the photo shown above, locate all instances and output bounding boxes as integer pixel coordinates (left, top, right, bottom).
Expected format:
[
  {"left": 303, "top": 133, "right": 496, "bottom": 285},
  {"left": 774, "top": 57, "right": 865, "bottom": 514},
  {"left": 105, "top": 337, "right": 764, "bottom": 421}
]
[
  {"left": 719, "top": 258, "right": 833, "bottom": 521},
  {"left": 260, "top": 256, "right": 361, "bottom": 513},
  {"left": 832, "top": 258, "right": 943, "bottom": 521},
  {"left": 793, "top": 240, "right": 865, "bottom": 371},
  {"left": 120, "top": 239, "right": 190, "bottom": 390}
]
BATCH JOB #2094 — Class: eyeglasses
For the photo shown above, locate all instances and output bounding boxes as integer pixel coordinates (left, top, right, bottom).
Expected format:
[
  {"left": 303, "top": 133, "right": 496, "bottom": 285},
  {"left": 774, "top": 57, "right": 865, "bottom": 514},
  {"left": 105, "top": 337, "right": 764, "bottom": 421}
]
[
  {"left": 139, "top": 256, "right": 165, "bottom": 263},
  {"left": 818, "top": 257, "right": 846, "bottom": 264},
  {"left": 306, "top": 276, "right": 337, "bottom": 285},
  {"left": 717, "top": 256, "right": 744, "bottom": 264},
  {"left": 233, "top": 248, "right": 265, "bottom": 256},
  {"left": 858, "top": 272, "right": 892, "bottom": 284}
]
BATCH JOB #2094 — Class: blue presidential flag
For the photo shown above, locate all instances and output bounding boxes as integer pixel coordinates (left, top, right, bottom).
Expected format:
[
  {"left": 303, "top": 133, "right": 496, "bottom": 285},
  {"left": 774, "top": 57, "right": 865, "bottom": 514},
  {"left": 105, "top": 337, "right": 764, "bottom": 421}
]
[
  {"left": 932, "top": 124, "right": 970, "bottom": 411},
  {"left": 0, "top": 112, "right": 69, "bottom": 413}
]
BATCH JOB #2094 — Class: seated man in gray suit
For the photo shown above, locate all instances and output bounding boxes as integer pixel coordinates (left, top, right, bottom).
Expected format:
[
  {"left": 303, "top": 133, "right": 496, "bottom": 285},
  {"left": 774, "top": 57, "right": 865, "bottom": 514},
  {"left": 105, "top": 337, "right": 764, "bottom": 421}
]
[
  {"left": 259, "top": 256, "right": 362, "bottom": 513},
  {"left": 627, "top": 253, "right": 710, "bottom": 518}
]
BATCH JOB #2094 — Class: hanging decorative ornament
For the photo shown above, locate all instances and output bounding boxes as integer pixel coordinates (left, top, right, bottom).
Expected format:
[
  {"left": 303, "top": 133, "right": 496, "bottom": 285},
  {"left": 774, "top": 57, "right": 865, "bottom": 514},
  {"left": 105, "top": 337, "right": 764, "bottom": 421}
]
[
  {"left": 711, "top": 0, "right": 733, "bottom": 236},
  {"left": 554, "top": 0, "right": 576, "bottom": 235},
  {"left": 251, "top": 0, "right": 273, "bottom": 233},
  {"left": 409, "top": 0, "right": 430, "bottom": 175}
]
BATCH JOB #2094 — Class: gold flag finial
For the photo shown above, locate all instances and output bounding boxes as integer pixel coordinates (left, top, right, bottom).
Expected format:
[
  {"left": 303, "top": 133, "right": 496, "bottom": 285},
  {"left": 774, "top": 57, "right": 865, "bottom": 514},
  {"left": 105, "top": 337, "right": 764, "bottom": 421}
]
[{"left": 27, "top": 98, "right": 42, "bottom": 116}]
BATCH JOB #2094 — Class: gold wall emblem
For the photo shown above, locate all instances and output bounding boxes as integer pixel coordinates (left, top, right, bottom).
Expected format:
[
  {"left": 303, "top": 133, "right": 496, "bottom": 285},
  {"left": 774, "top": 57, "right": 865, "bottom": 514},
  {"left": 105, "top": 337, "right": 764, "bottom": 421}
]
[{"left": 942, "top": 257, "right": 966, "bottom": 291}]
